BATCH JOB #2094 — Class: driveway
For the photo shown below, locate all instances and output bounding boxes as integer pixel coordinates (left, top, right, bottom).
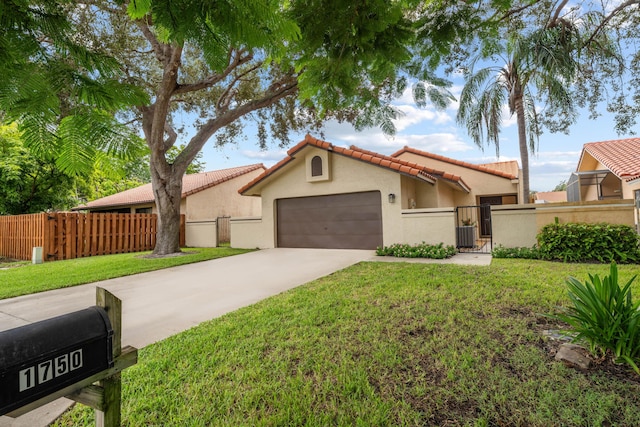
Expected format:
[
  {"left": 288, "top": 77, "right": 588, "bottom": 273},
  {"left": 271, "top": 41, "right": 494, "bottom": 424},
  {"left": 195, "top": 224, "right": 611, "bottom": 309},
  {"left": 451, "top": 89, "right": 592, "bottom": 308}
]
[{"left": 0, "top": 248, "right": 375, "bottom": 427}]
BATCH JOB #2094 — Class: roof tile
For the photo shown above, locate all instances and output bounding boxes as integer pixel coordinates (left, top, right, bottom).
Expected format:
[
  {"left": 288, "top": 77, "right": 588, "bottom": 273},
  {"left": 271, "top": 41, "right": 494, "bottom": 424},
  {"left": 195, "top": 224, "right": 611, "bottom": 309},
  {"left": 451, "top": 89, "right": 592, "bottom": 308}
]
[
  {"left": 391, "top": 146, "right": 519, "bottom": 179},
  {"left": 77, "top": 164, "right": 264, "bottom": 210},
  {"left": 240, "top": 134, "right": 474, "bottom": 194},
  {"left": 583, "top": 138, "right": 640, "bottom": 181}
]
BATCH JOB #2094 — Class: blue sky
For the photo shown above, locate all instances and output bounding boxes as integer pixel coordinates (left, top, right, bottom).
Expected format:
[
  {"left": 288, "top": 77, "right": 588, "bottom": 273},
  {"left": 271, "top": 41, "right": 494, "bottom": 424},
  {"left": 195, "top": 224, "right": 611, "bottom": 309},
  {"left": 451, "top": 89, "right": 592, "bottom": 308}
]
[{"left": 198, "top": 79, "right": 637, "bottom": 193}]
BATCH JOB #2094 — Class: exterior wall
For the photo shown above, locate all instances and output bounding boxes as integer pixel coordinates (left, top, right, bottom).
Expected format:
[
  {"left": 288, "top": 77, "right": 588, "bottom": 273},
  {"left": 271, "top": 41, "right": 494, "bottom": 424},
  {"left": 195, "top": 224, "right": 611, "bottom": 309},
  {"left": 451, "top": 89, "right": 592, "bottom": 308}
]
[
  {"left": 492, "top": 205, "right": 538, "bottom": 247},
  {"left": 247, "top": 148, "right": 405, "bottom": 248},
  {"left": 231, "top": 217, "right": 270, "bottom": 249},
  {"left": 185, "top": 220, "right": 217, "bottom": 247},
  {"left": 401, "top": 208, "right": 456, "bottom": 246},
  {"left": 535, "top": 199, "right": 634, "bottom": 228},
  {"left": 492, "top": 200, "right": 636, "bottom": 248},
  {"left": 395, "top": 151, "right": 521, "bottom": 203},
  {"left": 185, "top": 169, "right": 263, "bottom": 221}
]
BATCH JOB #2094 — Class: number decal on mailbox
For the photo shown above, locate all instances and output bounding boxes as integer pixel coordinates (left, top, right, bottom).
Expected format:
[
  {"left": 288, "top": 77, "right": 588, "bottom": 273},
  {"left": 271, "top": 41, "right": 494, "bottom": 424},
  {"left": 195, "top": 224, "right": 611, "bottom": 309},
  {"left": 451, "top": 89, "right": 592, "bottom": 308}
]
[{"left": 18, "top": 349, "right": 83, "bottom": 392}]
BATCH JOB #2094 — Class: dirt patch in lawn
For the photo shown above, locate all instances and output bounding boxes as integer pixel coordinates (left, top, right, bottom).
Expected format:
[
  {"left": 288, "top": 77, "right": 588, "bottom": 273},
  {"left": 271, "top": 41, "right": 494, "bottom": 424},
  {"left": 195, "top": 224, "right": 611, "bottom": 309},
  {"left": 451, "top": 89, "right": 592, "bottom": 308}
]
[{"left": 527, "top": 308, "right": 640, "bottom": 385}]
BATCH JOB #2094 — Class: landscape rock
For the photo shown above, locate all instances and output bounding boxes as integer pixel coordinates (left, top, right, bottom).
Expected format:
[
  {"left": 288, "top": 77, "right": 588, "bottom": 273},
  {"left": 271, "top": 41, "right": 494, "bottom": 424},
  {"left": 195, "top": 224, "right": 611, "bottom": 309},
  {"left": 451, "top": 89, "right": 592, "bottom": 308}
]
[{"left": 555, "top": 343, "right": 592, "bottom": 370}]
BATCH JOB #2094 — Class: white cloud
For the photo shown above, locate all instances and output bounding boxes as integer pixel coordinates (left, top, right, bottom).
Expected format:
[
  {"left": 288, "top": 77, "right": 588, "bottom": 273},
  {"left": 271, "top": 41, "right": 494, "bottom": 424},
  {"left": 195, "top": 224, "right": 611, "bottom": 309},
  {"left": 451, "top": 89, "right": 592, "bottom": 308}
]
[{"left": 241, "top": 149, "right": 287, "bottom": 161}]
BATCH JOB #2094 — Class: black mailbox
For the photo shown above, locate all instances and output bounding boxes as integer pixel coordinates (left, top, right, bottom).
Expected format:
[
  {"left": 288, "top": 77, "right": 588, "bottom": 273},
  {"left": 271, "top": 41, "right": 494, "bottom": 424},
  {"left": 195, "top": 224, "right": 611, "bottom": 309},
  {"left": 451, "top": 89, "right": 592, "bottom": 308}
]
[{"left": 0, "top": 306, "right": 114, "bottom": 415}]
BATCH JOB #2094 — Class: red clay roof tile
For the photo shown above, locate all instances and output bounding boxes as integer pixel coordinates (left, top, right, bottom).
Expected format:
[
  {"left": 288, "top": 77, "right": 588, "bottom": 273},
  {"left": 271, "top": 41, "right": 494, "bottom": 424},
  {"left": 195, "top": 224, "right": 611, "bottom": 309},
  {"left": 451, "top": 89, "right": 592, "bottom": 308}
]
[
  {"left": 76, "top": 164, "right": 265, "bottom": 210},
  {"left": 582, "top": 138, "right": 640, "bottom": 181},
  {"left": 391, "top": 146, "right": 518, "bottom": 179},
  {"left": 240, "top": 134, "right": 476, "bottom": 194}
]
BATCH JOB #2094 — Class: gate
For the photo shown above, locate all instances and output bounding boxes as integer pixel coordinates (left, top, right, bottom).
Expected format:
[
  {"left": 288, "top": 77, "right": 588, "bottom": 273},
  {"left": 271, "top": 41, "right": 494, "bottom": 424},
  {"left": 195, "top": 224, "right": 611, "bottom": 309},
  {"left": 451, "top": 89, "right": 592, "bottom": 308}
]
[
  {"left": 216, "top": 216, "right": 231, "bottom": 246},
  {"left": 455, "top": 205, "right": 492, "bottom": 254}
]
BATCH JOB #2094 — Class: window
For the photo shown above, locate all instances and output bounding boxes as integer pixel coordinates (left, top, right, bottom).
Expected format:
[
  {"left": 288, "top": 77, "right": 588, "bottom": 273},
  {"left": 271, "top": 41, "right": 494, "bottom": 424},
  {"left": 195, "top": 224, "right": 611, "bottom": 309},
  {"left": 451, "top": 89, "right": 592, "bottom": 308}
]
[{"left": 311, "top": 155, "right": 323, "bottom": 177}]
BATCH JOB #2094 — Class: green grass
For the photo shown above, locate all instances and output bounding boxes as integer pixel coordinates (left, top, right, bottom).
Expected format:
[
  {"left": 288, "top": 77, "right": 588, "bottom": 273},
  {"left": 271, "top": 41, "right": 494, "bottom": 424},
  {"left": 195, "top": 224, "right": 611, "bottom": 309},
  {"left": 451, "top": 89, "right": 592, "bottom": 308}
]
[
  {"left": 0, "top": 247, "right": 253, "bottom": 299},
  {"left": 53, "top": 259, "right": 640, "bottom": 426}
]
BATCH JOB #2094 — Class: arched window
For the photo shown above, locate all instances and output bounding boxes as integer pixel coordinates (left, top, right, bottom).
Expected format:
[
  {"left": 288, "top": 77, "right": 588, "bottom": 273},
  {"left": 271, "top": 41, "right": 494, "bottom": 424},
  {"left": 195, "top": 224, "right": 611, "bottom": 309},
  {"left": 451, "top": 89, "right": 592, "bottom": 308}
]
[{"left": 311, "top": 155, "right": 323, "bottom": 177}]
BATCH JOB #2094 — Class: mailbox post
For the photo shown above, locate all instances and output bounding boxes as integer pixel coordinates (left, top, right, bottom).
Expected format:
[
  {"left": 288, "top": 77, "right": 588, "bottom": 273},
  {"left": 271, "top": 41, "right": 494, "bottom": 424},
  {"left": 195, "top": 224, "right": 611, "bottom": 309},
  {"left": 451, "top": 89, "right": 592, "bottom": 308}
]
[{"left": 0, "top": 287, "right": 137, "bottom": 426}]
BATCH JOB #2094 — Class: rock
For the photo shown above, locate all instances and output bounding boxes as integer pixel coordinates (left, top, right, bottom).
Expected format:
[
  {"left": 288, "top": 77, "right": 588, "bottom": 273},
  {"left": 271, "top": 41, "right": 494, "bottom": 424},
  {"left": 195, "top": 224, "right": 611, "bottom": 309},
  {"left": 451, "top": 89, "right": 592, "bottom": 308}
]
[{"left": 555, "top": 343, "right": 592, "bottom": 370}]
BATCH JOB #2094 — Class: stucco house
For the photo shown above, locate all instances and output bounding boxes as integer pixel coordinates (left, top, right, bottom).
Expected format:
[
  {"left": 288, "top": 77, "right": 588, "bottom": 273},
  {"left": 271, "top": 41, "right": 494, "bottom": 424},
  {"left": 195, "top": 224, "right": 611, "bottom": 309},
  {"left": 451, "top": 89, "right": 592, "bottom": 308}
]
[
  {"left": 232, "top": 134, "right": 521, "bottom": 250},
  {"left": 567, "top": 137, "right": 640, "bottom": 203},
  {"left": 73, "top": 164, "right": 265, "bottom": 246}
]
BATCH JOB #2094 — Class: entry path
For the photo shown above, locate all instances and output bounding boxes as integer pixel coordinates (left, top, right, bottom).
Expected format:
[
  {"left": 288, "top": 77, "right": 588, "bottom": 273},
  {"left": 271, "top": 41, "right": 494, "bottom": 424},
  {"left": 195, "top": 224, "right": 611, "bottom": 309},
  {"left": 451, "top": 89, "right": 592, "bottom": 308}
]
[
  {"left": 0, "top": 249, "right": 490, "bottom": 426},
  {"left": 0, "top": 248, "right": 375, "bottom": 427}
]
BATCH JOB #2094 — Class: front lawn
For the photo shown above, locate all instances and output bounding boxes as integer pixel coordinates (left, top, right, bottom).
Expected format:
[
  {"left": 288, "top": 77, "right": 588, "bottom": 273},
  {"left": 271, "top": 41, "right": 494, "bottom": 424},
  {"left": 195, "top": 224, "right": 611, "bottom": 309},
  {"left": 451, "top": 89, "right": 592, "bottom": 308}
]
[
  {"left": 53, "top": 259, "right": 640, "bottom": 426},
  {"left": 0, "top": 247, "right": 253, "bottom": 299}
]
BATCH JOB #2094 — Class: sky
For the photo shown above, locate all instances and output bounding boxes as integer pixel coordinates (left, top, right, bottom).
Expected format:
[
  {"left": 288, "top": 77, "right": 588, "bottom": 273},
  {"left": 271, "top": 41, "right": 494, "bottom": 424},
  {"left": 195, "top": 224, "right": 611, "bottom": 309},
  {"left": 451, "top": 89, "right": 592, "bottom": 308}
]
[{"left": 197, "top": 76, "right": 637, "bottom": 193}]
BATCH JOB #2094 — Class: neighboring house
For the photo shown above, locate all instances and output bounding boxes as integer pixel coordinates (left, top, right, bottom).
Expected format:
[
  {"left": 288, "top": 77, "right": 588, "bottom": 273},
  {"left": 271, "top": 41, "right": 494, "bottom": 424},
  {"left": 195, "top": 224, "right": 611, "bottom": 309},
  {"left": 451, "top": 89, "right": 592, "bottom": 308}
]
[
  {"left": 234, "top": 134, "right": 522, "bottom": 250},
  {"left": 534, "top": 191, "right": 567, "bottom": 203},
  {"left": 73, "top": 164, "right": 265, "bottom": 246},
  {"left": 567, "top": 137, "right": 640, "bottom": 202}
]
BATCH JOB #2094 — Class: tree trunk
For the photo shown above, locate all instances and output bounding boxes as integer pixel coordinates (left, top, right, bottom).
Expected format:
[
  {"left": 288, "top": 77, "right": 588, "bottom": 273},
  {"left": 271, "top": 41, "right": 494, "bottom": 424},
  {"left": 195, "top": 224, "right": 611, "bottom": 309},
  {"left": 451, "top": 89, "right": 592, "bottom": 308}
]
[
  {"left": 150, "top": 158, "right": 183, "bottom": 255},
  {"left": 514, "top": 93, "right": 530, "bottom": 204}
]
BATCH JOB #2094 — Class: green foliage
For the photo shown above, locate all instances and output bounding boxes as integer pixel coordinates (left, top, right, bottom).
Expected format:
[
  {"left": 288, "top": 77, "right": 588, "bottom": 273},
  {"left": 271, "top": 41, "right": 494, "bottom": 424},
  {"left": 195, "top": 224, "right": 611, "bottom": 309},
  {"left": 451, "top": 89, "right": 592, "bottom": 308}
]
[
  {"left": 0, "top": 123, "right": 76, "bottom": 214},
  {"left": 0, "top": 0, "right": 148, "bottom": 175},
  {"left": 492, "top": 244, "right": 540, "bottom": 259},
  {"left": 554, "top": 263, "right": 640, "bottom": 373},
  {"left": 537, "top": 222, "right": 640, "bottom": 264},
  {"left": 376, "top": 242, "right": 456, "bottom": 259}
]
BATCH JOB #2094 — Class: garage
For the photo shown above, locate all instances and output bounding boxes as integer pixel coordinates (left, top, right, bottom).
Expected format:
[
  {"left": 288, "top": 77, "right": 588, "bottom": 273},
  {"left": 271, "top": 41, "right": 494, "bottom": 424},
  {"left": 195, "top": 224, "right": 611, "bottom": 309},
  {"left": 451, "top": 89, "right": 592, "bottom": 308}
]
[{"left": 276, "top": 191, "right": 383, "bottom": 249}]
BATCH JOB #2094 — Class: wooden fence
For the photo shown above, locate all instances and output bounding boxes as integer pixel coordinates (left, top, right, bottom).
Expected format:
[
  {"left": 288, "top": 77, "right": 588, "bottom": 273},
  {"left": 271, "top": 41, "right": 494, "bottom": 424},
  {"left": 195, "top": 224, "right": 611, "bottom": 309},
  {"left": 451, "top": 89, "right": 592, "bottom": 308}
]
[{"left": 0, "top": 213, "right": 185, "bottom": 262}]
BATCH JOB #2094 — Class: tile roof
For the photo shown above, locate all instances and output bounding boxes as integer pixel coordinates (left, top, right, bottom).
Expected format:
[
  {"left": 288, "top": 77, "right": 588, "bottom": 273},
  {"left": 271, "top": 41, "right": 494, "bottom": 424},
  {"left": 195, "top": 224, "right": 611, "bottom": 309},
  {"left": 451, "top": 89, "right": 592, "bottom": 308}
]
[
  {"left": 391, "top": 146, "right": 519, "bottom": 179},
  {"left": 75, "top": 164, "right": 265, "bottom": 210},
  {"left": 239, "top": 134, "right": 471, "bottom": 195},
  {"left": 581, "top": 138, "right": 640, "bottom": 182},
  {"left": 534, "top": 191, "right": 567, "bottom": 203}
]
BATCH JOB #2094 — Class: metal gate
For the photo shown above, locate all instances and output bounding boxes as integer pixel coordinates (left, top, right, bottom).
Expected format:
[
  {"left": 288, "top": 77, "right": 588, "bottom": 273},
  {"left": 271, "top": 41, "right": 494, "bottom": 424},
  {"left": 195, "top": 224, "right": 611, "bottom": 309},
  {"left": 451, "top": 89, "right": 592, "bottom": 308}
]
[{"left": 455, "top": 205, "right": 492, "bottom": 254}]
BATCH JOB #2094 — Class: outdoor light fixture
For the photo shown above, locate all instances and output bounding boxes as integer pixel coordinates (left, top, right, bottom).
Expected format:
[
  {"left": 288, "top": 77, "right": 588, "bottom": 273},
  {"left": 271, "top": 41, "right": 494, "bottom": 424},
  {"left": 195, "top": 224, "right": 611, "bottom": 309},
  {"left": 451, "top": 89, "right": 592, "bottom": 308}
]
[{"left": 388, "top": 193, "right": 396, "bottom": 203}]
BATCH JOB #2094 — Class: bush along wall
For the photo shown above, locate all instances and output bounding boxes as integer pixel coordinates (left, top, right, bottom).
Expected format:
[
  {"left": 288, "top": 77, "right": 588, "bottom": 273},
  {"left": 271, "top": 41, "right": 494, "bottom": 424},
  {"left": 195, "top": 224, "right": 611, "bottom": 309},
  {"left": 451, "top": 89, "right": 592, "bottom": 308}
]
[
  {"left": 376, "top": 242, "right": 457, "bottom": 259},
  {"left": 537, "top": 222, "right": 640, "bottom": 264}
]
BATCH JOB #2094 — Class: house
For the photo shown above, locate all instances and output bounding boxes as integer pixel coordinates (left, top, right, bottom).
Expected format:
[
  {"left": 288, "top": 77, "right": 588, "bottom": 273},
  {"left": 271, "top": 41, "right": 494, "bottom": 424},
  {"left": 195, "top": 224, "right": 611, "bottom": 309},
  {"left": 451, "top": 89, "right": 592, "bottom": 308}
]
[
  {"left": 233, "top": 134, "right": 521, "bottom": 250},
  {"left": 567, "top": 137, "right": 640, "bottom": 202},
  {"left": 73, "top": 164, "right": 265, "bottom": 247}
]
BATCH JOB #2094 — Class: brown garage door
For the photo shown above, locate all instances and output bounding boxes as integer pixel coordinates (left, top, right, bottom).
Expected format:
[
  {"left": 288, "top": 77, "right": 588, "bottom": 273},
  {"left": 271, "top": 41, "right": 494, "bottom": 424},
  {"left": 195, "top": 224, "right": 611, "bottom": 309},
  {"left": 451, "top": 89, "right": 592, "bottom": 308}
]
[{"left": 277, "top": 191, "right": 383, "bottom": 249}]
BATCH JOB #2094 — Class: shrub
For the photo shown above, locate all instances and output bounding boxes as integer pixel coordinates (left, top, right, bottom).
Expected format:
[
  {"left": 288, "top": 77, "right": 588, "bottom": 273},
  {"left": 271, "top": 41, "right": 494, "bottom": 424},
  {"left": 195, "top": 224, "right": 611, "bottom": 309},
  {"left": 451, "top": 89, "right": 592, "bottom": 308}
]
[
  {"left": 376, "top": 242, "right": 457, "bottom": 259},
  {"left": 537, "top": 222, "right": 640, "bottom": 263},
  {"left": 492, "top": 245, "right": 540, "bottom": 259},
  {"left": 553, "top": 263, "right": 640, "bottom": 373}
]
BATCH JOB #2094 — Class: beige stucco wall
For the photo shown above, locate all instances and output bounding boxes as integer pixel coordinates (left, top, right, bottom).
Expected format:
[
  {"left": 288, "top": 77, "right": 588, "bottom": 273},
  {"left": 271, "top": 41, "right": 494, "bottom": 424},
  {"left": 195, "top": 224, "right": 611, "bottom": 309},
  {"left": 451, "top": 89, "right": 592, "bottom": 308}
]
[
  {"left": 401, "top": 208, "right": 456, "bottom": 246},
  {"left": 492, "top": 200, "right": 636, "bottom": 248},
  {"left": 492, "top": 205, "right": 538, "bottom": 247},
  {"left": 395, "top": 152, "right": 521, "bottom": 204},
  {"left": 185, "top": 220, "right": 217, "bottom": 247},
  {"left": 231, "top": 217, "right": 270, "bottom": 249},
  {"left": 185, "top": 169, "right": 263, "bottom": 221},
  {"left": 535, "top": 200, "right": 635, "bottom": 229}
]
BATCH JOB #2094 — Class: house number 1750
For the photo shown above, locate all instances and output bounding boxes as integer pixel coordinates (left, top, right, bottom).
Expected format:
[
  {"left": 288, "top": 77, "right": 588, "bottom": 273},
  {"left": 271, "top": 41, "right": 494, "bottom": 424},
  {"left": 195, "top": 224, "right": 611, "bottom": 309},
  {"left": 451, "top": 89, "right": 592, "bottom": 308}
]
[{"left": 18, "top": 349, "right": 83, "bottom": 392}]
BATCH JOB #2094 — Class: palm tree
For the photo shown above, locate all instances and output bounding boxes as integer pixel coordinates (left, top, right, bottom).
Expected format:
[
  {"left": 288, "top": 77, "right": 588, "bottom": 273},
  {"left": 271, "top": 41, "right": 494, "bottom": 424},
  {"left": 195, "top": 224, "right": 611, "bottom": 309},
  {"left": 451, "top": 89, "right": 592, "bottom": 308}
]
[{"left": 456, "top": 26, "right": 579, "bottom": 203}]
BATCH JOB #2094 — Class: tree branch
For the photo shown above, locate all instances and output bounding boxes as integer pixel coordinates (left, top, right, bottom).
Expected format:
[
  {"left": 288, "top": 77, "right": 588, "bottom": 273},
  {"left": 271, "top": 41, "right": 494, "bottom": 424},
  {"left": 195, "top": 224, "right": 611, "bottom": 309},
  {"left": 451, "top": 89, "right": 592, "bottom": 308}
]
[
  {"left": 172, "top": 75, "right": 299, "bottom": 172},
  {"left": 216, "top": 61, "right": 264, "bottom": 111},
  {"left": 134, "top": 19, "right": 167, "bottom": 64},
  {"left": 173, "top": 49, "right": 253, "bottom": 95},
  {"left": 548, "top": 0, "right": 569, "bottom": 27},
  {"left": 584, "top": 0, "right": 640, "bottom": 46}
]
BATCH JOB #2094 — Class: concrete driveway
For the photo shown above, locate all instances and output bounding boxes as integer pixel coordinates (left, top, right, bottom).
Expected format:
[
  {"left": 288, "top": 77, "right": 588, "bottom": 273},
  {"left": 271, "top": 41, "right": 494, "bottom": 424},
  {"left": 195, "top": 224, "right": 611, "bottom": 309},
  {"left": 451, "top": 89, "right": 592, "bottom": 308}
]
[{"left": 0, "top": 248, "right": 375, "bottom": 427}]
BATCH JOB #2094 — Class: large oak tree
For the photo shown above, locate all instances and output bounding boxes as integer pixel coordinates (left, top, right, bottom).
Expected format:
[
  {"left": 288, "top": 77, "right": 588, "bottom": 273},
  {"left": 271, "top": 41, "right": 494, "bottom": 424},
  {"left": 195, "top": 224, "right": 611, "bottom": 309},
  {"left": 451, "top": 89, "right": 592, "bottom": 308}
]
[{"left": 67, "top": 0, "right": 447, "bottom": 255}]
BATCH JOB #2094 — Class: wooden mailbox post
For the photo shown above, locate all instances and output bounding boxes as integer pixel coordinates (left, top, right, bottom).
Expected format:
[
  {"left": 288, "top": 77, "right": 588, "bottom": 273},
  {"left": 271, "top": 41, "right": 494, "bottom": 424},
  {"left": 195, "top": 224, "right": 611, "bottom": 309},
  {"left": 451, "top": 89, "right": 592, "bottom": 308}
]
[{"left": 0, "top": 287, "right": 137, "bottom": 426}]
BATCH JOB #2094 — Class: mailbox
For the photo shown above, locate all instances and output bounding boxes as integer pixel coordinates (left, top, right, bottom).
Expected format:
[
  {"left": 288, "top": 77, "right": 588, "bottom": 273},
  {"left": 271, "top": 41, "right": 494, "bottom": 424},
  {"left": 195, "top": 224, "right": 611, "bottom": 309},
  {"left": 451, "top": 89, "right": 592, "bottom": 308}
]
[{"left": 0, "top": 306, "right": 114, "bottom": 415}]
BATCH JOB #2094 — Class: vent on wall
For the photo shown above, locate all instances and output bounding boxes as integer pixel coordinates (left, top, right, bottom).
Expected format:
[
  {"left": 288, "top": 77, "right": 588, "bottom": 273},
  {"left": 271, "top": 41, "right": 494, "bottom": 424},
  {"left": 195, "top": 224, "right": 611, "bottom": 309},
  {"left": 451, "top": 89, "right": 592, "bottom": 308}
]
[{"left": 306, "top": 151, "right": 331, "bottom": 182}]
